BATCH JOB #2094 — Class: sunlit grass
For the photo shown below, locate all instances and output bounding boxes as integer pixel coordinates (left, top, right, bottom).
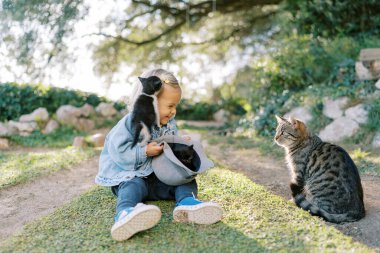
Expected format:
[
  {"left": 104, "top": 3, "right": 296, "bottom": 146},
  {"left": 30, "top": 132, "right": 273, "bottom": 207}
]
[
  {"left": 0, "top": 147, "right": 98, "bottom": 190},
  {"left": 0, "top": 167, "right": 373, "bottom": 252}
]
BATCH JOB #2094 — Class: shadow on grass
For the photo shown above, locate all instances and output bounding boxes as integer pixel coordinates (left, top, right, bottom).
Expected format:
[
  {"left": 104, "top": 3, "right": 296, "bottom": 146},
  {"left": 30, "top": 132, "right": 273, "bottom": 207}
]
[{"left": 0, "top": 187, "right": 271, "bottom": 253}]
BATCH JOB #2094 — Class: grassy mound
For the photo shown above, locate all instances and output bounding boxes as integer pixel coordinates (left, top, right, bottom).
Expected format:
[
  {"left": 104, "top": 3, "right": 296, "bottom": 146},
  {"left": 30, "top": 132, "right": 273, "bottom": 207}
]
[{"left": 0, "top": 166, "right": 373, "bottom": 252}]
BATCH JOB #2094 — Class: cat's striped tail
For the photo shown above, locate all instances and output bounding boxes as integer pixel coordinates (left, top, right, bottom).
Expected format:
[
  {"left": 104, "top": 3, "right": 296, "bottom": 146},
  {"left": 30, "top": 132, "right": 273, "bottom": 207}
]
[{"left": 294, "top": 194, "right": 364, "bottom": 224}]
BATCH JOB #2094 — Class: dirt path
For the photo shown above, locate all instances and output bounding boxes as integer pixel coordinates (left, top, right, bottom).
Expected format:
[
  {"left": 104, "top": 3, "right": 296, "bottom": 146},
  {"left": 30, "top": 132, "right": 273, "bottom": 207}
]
[
  {"left": 0, "top": 156, "right": 99, "bottom": 243},
  {"left": 206, "top": 143, "right": 380, "bottom": 250}
]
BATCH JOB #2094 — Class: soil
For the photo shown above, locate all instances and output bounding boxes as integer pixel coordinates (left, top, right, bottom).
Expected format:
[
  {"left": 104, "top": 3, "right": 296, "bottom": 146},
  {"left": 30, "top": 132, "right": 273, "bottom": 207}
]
[
  {"left": 206, "top": 142, "right": 380, "bottom": 251},
  {"left": 0, "top": 155, "right": 99, "bottom": 243}
]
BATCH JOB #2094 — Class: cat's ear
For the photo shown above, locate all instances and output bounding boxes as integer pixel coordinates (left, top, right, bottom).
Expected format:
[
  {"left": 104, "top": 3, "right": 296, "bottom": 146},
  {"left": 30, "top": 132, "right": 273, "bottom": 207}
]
[
  {"left": 138, "top": 77, "right": 146, "bottom": 83},
  {"left": 154, "top": 79, "right": 162, "bottom": 90},
  {"left": 189, "top": 144, "right": 194, "bottom": 149},
  {"left": 275, "top": 115, "right": 286, "bottom": 124},
  {"left": 289, "top": 117, "right": 306, "bottom": 130}
]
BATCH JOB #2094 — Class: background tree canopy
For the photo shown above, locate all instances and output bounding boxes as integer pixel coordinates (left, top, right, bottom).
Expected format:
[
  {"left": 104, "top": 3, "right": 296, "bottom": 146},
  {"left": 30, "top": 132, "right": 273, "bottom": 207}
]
[{"left": 1, "top": 0, "right": 380, "bottom": 135}]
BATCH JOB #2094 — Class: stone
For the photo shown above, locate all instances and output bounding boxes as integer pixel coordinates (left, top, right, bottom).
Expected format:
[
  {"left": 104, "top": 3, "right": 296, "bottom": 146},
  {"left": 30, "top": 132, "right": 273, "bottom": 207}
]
[
  {"left": 79, "top": 103, "right": 95, "bottom": 117},
  {"left": 56, "top": 105, "right": 83, "bottom": 125},
  {"left": 96, "top": 103, "right": 117, "bottom": 117},
  {"left": 345, "top": 104, "right": 368, "bottom": 124},
  {"left": 356, "top": 62, "right": 373, "bottom": 80},
  {"left": 323, "top": 97, "right": 348, "bottom": 119},
  {"left": 319, "top": 117, "right": 360, "bottom": 142},
  {"left": 42, "top": 119, "right": 60, "bottom": 134},
  {"left": 213, "top": 109, "right": 228, "bottom": 123},
  {"left": 90, "top": 133, "right": 106, "bottom": 147},
  {"left": 372, "top": 132, "right": 380, "bottom": 148},
  {"left": 376, "top": 79, "right": 380, "bottom": 89},
  {"left": 120, "top": 108, "right": 129, "bottom": 116},
  {"left": 73, "top": 136, "right": 86, "bottom": 147},
  {"left": 8, "top": 120, "right": 38, "bottom": 133},
  {"left": 284, "top": 107, "right": 312, "bottom": 124},
  {"left": 0, "top": 138, "right": 9, "bottom": 149},
  {"left": 19, "top": 107, "right": 49, "bottom": 123},
  {"left": 76, "top": 118, "right": 95, "bottom": 132},
  {"left": 0, "top": 122, "right": 11, "bottom": 136}
]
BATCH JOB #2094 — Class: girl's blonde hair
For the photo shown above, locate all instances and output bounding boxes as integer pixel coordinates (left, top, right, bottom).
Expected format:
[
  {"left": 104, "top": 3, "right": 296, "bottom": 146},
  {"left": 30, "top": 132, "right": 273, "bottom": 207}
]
[{"left": 129, "top": 69, "right": 180, "bottom": 110}]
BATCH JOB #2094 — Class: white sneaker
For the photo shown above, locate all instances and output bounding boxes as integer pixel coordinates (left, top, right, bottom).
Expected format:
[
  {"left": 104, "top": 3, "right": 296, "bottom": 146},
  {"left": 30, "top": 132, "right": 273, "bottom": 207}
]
[
  {"left": 173, "top": 202, "right": 223, "bottom": 225},
  {"left": 111, "top": 203, "right": 161, "bottom": 241}
]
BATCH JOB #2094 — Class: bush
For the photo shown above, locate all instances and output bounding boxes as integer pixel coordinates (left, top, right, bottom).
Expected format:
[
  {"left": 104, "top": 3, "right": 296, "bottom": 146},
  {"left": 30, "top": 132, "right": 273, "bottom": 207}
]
[
  {"left": 176, "top": 99, "right": 219, "bottom": 120},
  {"left": 0, "top": 83, "right": 125, "bottom": 122},
  {"left": 285, "top": 0, "right": 380, "bottom": 38}
]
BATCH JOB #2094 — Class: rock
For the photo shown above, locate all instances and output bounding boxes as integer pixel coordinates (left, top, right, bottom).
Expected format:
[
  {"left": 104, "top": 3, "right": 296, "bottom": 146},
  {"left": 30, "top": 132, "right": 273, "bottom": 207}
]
[
  {"left": 90, "top": 133, "right": 106, "bottom": 147},
  {"left": 42, "top": 119, "right": 60, "bottom": 134},
  {"left": 0, "top": 138, "right": 9, "bottom": 149},
  {"left": 0, "top": 122, "right": 11, "bottom": 136},
  {"left": 73, "top": 136, "right": 86, "bottom": 147},
  {"left": 376, "top": 79, "right": 380, "bottom": 89},
  {"left": 372, "top": 132, "right": 380, "bottom": 148},
  {"left": 213, "top": 109, "right": 228, "bottom": 123},
  {"left": 120, "top": 108, "right": 129, "bottom": 116},
  {"left": 319, "top": 117, "right": 360, "bottom": 142},
  {"left": 323, "top": 97, "right": 348, "bottom": 119},
  {"left": 284, "top": 107, "right": 312, "bottom": 124},
  {"left": 96, "top": 103, "right": 117, "bottom": 117},
  {"left": 19, "top": 108, "right": 49, "bottom": 123},
  {"left": 8, "top": 120, "right": 38, "bottom": 133},
  {"left": 79, "top": 103, "right": 95, "bottom": 117},
  {"left": 76, "top": 118, "right": 95, "bottom": 132},
  {"left": 356, "top": 62, "right": 375, "bottom": 80},
  {"left": 345, "top": 104, "right": 368, "bottom": 124},
  {"left": 56, "top": 105, "right": 83, "bottom": 125}
]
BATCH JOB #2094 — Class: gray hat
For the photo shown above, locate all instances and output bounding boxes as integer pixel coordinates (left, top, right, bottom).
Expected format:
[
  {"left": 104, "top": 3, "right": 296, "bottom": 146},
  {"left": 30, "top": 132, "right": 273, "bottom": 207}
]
[{"left": 151, "top": 135, "right": 214, "bottom": 186}]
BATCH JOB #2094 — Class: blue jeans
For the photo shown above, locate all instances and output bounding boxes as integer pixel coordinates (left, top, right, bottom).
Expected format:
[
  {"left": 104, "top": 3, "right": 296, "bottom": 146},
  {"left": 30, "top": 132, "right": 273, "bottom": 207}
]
[{"left": 111, "top": 173, "right": 198, "bottom": 215}]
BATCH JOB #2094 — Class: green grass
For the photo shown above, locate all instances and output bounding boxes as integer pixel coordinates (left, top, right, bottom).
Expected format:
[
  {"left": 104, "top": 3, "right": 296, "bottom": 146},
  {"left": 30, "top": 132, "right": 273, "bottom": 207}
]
[
  {"left": 350, "top": 148, "right": 380, "bottom": 176},
  {"left": 207, "top": 134, "right": 283, "bottom": 159},
  {"left": 208, "top": 131, "right": 380, "bottom": 177},
  {"left": 0, "top": 147, "right": 98, "bottom": 190},
  {"left": 7, "top": 126, "right": 83, "bottom": 148},
  {"left": 0, "top": 167, "right": 373, "bottom": 253}
]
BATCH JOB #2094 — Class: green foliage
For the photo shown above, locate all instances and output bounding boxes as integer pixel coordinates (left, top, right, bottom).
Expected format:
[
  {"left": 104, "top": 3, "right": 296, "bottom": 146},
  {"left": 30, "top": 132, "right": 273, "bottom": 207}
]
[
  {"left": 0, "top": 83, "right": 123, "bottom": 122},
  {"left": 285, "top": 0, "right": 380, "bottom": 37},
  {"left": 176, "top": 99, "right": 219, "bottom": 120},
  {"left": 232, "top": 34, "right": 379, "bottom": 137},
  {"left": 365, "top": 95, "right": 380, "bottom": 132}
]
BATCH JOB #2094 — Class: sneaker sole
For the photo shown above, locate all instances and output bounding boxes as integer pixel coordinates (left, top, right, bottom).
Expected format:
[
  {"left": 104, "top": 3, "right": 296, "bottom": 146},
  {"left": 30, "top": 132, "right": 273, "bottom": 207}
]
[
  {"left": 111, "top": 205, "right": 161, "bottom": 241},
  {"left": 173, "top": 203, "right": 223, "bottom": 225}
]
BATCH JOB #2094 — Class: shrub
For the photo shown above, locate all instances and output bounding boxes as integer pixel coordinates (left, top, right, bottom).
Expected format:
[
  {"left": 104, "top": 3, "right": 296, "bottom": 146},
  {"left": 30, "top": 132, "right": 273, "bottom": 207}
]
[
  {"left": 176, "top": 99, "right": 219, "bottom": 120},
  {"left": 0, "top": 83, "right": 125, "bottom": 121}
]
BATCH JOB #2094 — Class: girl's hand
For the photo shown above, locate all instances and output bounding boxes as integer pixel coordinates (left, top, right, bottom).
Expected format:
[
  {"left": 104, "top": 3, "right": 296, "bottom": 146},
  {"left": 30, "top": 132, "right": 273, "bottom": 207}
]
[
  {"left": 145, "top": 142, "right": 164, "bottom": 157},
  {"left": 182, "top": 135, "right": 192, "bottom": 141}
]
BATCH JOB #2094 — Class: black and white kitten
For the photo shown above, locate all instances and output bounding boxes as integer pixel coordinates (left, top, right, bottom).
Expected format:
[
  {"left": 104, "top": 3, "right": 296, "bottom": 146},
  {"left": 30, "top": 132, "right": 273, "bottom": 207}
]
[
  {"left": 169, "top": 143, "right": 196, "bottom": 171},
  {"left": 130, "top": 76, "right": 162, "bottom": 148}
]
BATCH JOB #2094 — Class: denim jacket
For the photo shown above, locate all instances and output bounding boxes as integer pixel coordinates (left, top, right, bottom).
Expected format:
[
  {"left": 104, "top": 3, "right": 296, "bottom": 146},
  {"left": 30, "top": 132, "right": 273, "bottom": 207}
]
[{"left": 95, "top": 113, "right": 178, "bottom": 186}]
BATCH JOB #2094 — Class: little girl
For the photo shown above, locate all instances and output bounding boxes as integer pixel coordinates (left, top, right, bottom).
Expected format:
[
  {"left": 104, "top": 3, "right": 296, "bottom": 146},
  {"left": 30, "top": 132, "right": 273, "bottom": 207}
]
[{"left": 95, "top": 69, "right": 222, "bottom": 241}]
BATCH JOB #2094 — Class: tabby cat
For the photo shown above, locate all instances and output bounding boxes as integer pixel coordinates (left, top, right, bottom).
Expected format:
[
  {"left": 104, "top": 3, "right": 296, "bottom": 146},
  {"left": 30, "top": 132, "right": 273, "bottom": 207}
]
[
  {"left": 274, "top": 115, "right": 365, "bottom": 223},
  {"left": 168, "top": 143, "right": 197, "bottom": 171}
]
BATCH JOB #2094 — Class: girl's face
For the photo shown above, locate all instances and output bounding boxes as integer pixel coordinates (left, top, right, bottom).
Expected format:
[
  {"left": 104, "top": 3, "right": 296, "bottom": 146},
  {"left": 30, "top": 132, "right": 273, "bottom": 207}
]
[{"left": 157, "top": 84, "right": 181, "bottom": 126}]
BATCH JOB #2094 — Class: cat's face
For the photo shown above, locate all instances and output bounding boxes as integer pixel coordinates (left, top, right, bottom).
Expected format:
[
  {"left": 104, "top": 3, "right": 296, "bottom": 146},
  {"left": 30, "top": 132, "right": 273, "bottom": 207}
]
[
  {"left": 176, "top": 144, "right": 194, "bottom": 164},
  {"left": 274, "top": 115, "right": 309, "bottom": 148},
  {"left": 139, "top": 76, "right": 162, "bottom": 95}
]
